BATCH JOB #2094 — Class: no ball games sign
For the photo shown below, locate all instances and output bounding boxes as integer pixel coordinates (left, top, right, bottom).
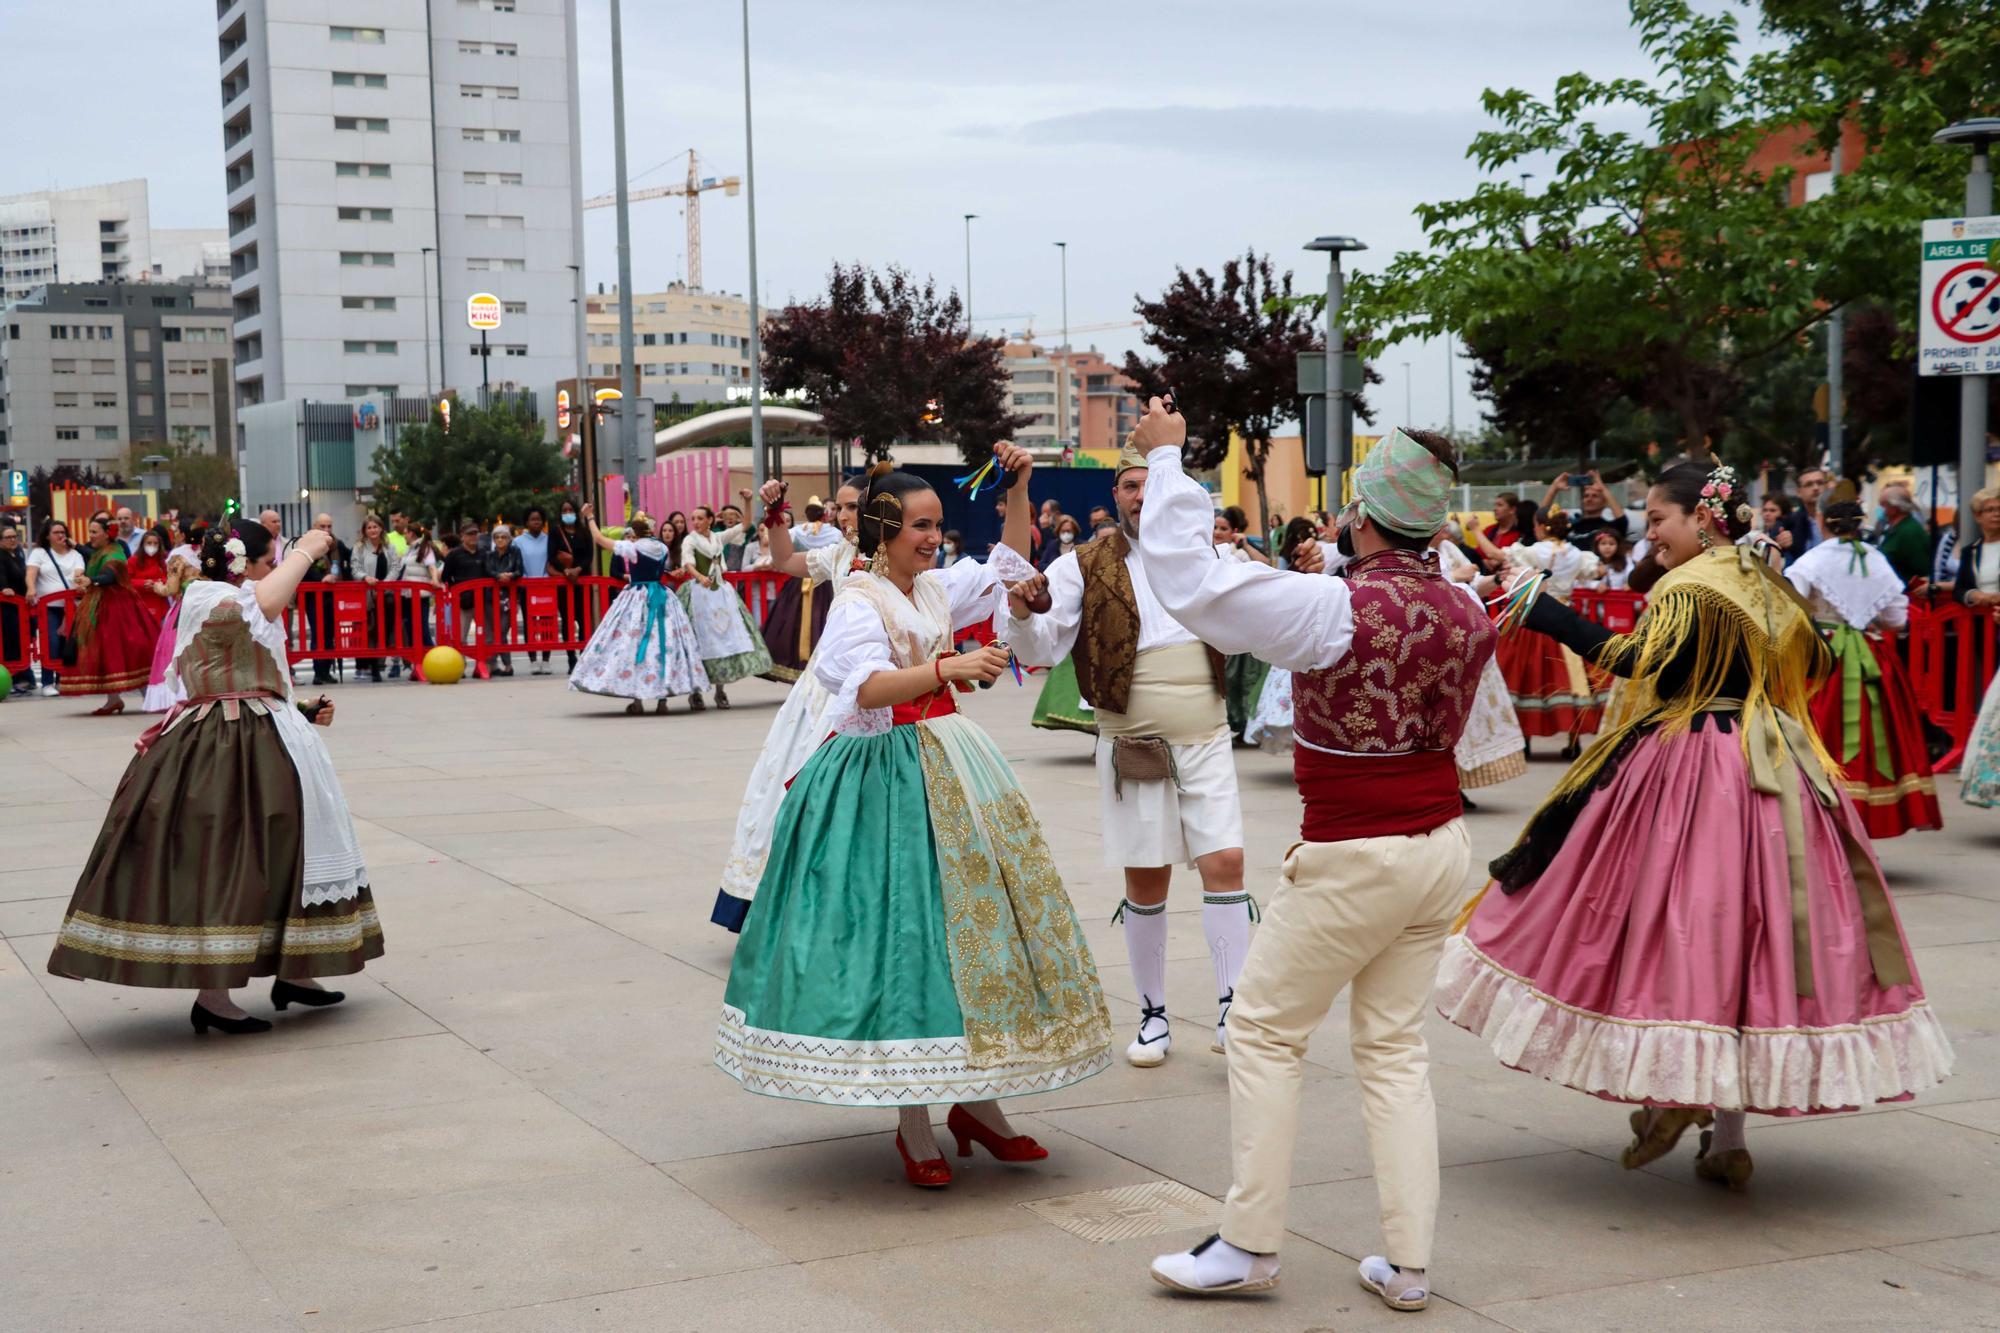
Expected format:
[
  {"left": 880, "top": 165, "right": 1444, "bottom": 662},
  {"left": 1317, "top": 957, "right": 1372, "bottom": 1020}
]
[
  {"left": 466, "top": 292, "right": 503, "bottom": 331},
  {"left": 1920, "top": 216, "right": 2000, "bottom": 377}
]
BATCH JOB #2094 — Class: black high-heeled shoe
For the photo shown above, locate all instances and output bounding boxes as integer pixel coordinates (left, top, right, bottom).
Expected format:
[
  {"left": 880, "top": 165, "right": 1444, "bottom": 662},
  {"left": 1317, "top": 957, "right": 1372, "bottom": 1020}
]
[
  {"left": 271, "top": 979, "right": 346, "bottom": 1011},
  {"left": 191, "top": 1002, "right": 273, "bottom": 1035}
]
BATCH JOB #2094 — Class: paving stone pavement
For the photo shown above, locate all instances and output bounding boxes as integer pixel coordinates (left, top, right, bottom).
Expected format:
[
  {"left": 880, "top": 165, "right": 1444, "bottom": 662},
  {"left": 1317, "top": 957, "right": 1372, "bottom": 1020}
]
[{"left": 2, "top": 671, "right": 1997, "bottom": 1332}]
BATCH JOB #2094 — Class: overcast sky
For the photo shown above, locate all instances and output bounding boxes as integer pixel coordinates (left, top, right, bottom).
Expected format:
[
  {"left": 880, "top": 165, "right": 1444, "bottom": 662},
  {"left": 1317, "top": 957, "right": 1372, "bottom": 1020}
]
[{"left": 0, "top": 0, "right": 1762, "bottom": 431}]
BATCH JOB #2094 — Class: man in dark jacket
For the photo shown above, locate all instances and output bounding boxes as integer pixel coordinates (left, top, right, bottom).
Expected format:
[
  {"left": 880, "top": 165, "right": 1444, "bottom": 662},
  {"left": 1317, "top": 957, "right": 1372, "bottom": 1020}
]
[{"left": 485, "top": 523, "right": 525, "bottom": 676}]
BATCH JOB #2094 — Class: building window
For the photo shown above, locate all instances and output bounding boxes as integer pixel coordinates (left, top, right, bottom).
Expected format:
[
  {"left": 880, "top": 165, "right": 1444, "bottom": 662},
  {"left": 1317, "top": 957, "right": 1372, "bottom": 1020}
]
[
  {"left": 339, "top": 251, "right": 396, "bottom": 267},
  {"left": 345, "top": 383, "right": 399, "bottom": 397},
  {"left": 92, "top": 394, "right": 118, "bottom": 409},
  {"left": 341, "top": 296, "right": 398, "bottom": 311},
  {"left": 136, "top": 393, "right": 154, "bottom": 415},
  {"left": 56, "top": 427, "right": 80, "bottom": 441},
  {"left": 495, "top": 86, "right": 519, "bottom": 100},
  {"left": 51, "top": 359, "right": 76, "bottom": 375},
  {"left": 169, "top": 392, "right": 191, "bottom": 409},
  {"left": 133, "top": 362, "right": 151, "bottom": 382},
  {"left": 335, "top": 161, "right": 392, "bottom": 178},
  {"left": 163, "top": 327, "right": 183, "bottom": 342},
  {"left": 91, "top": 359, "right": 114, "bottom": 374},
  {"left": 343, "top": 340, "right": 398, "bottom": 355},
  {"left": 330, "top": 26, "right": 385, "bottom": 42},
  {"left": 149, "top": 296, "right": 176, "bottom": 309},
  {"left": 502, "top": 300, "right": 526, "bottom": 315},
  {"left": 465, "top": 257, "right": 525, "bottom": 272},
  {"left": 334, "top": 116, "right": 390, "bottom": 132},
  {"left": 53, "top": 392, "right": 79, "bottom": 408},
  {"left": 83, "top": 296, "right": 109, "bottom": 308},
  {"left": 465, "top": 214, "right": 524, "bottom": 230},
  {"left": 94, "top": 426, "right": 121, "bottom": 441},
  {"left": 460, "top": 85, "right": 484, "bottom": 99},
  {"left": 503, "top": 344, "right": 527, "bottom": 356},
  {"left": 331, "top": 71, "right": 388, "bottom": 88},
  {"left": 337, "top": 206, "right": 395, "bottom": 222}
]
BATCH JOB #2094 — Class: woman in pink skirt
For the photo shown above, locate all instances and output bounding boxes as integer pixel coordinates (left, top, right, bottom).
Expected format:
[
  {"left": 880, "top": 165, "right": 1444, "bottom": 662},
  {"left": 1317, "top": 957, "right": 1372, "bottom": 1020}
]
[{"left": 1437, "top": 461, "right": 1953, "bottom": 1190}]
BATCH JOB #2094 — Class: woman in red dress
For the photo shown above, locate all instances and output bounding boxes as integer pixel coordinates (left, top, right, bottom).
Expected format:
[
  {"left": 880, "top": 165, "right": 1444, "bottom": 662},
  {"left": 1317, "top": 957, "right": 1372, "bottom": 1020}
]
[{"left": 61, "top": 514, "right": 165, "bottom": 715}]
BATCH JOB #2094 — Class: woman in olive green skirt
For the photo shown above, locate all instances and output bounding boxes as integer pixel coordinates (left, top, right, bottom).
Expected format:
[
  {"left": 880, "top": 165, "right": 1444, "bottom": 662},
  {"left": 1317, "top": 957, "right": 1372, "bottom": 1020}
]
[{"left": 47, "top": 523, "right": 381, "bottom": 1036}]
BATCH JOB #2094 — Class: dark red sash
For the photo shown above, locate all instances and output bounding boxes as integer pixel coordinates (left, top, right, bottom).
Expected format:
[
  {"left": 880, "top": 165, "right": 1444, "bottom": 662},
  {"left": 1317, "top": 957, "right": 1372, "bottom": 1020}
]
[{"left": 1294, "top": 747, "right": 1461, "bottom": 842}]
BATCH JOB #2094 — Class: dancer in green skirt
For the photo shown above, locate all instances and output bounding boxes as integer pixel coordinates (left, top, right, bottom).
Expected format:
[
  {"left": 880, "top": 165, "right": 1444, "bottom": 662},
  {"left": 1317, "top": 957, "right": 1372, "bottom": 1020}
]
[{"left": 717, "top": 444, "right": 1112, "bottom": 1188}]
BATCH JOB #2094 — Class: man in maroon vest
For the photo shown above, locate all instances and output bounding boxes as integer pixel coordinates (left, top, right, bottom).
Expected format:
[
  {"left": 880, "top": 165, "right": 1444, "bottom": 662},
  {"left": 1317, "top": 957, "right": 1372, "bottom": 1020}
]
[{"left": 1136, "top": 401, "right": 1495, "bottom": 1314}]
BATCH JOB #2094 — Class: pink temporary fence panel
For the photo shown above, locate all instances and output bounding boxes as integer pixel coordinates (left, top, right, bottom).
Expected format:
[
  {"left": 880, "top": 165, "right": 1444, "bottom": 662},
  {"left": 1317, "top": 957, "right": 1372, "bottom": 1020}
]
[
  {"left": 601, "top": 474, "right": 627, "bottom": 522},
  {"left": 659, "top": 448, "right": 729, "bottom": 518}
]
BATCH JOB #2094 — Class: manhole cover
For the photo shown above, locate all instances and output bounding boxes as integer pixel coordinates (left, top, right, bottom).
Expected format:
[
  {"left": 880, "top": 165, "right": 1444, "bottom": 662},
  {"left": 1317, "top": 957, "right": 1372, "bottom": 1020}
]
[{"left": 1022, "top": 1179, "right": 1222, "bottom": 1243}]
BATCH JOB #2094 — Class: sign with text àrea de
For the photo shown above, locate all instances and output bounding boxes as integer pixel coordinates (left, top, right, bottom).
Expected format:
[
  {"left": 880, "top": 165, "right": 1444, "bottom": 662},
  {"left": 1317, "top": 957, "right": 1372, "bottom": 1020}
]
[
  {"left": 1920, "top": 216, "right": 2000, "bottom": 378},
  {"left": 466, "top": 292, "right": 503, "bottom": 331}
]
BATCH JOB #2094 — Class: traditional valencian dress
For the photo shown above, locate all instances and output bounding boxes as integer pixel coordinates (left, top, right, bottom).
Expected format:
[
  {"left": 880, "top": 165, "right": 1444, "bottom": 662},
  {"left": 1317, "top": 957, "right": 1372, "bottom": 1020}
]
[
  {"left": 48, "top": 579, "right": 380, "bottom": 986},
  {"left": 1029, "top": 655, "right": 1097, "bottom": 735},
  {"left": 1784, "top": 537, "right": 1942, "bottom": 838},
  {"left": 717, "top": 557, "right": 1114, "bottom": 1105},
  {"left": 712, "top": 535, "right": 864, "bottom": 931},
  {"left": 568, "top": 537, "right": 709, "bottom": 702},
  {"left": 61, "top": 542, "right": 164, "bottom": 696},
  {"left": 680, "top": 526, "right": 774, "bottom": 686},
  {"left": 759, "top": 520, "right": 848, "bottom": 682},
  {"left": 1439, "top": 546, "right": 1953, "bottom": 1116},
  {"left": 1962, "top": 670, "right": 2000, "bottom": 808},
  {"left": 1492, "top": 539, "right": 1607, "bottom": 739}
]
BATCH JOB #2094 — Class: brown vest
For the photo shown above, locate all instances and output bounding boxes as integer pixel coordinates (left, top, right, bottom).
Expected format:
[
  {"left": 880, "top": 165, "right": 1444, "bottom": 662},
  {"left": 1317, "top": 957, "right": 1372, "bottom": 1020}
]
[{"left": 1072, "top": 528, "right": 1224, "bottom": 713}]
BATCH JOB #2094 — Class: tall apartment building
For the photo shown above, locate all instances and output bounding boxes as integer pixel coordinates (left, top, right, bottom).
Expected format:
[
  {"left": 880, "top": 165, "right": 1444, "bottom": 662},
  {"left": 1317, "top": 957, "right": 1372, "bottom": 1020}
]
[
  {"left": 1001, "top": 340, "right": 1080, "bottom": 449},
  {"left": 1066, "top": 347, "right": 1139, "bottom": 451},
  {"left": 0, "top": 282, "right": 235, "bottom": 470},
  {"left": 151, "top": 230, "right": 232, "bottom": 285},
  {"left": 0, "top": 181, "right": 152, "bottom": 306},
  {"left": 584, "top": 284, "right": 754, "bottom": 404},
  {"left": 217, "top": 0, "right": 582, "bottom": 414}
]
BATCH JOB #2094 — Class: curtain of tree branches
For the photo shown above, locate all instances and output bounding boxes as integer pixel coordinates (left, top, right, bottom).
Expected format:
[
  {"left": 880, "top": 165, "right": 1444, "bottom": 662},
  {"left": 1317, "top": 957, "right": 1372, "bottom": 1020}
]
[
  {"left": 760, "top": 263, "right": 1026, "bottom": 465},
  {"left": 1350, "top": 0, "right": 1992, "bottom": 475},
  {"left": 1123, "top": 250, "right": 1371, "bottom": 541}
]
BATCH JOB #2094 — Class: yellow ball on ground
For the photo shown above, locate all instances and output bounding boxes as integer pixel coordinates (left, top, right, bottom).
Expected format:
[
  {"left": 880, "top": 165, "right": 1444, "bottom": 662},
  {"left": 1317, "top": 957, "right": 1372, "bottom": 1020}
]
[{"left": 421, "top": 646, "right": 466, "bottom": 684}]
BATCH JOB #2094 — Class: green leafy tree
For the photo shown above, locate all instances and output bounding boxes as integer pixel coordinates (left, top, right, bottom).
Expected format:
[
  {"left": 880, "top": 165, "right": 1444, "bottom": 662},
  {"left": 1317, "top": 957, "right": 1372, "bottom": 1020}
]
[
  {"left": 124, "top": 430, "right": 238, "bottom": 521},
  {"left": 1348, "top": 0, "right": 1967, "bottom": 461},
  {"left": 370, "top": 398, "right": 569, "bottom": 528}
]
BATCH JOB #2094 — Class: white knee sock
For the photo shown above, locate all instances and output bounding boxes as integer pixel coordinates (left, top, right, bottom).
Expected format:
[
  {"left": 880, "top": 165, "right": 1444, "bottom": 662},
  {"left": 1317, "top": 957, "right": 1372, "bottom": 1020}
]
[
  {"left": 1709, "top": 1110, "right": 1748, "bottom": 1153},
  {"left": 898, "top": 1106, "right": 939, "bottom": 1160},
  {"left": 1202, "top": 891, "right": 1255, "bottom": 1015},
  {"left": 1119, "top": 898, "right": 1169, "bottom": 1025}
]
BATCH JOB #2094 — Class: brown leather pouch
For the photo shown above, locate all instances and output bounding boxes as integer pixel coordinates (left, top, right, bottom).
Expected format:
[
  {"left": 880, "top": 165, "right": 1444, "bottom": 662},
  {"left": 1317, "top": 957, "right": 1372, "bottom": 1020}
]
[{"left": 1111, "top": 735, "right": 1176, "bottom": 795}]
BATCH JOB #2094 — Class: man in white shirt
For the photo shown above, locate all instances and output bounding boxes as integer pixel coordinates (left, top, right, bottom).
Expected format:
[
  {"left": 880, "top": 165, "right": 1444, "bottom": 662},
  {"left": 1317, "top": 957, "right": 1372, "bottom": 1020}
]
[
  {"left": 1138, "top": 407, "right": 1493, "bottom": 1314},
  {"left": 114, "top": 507, "right": 143, "bottom": 555},
  {"left": 999, "top": 445, "right": 1252, "bottom": 1065}
]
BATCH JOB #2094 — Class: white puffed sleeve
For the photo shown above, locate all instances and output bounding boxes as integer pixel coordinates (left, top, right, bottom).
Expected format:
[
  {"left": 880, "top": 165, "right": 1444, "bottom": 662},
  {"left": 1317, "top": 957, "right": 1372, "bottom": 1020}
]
[
  {"left": 812, "top": 597, "right": 896, "bottom": 736},
  {"left": 1001, "top": 547, "right": 1083, "bottom": 667}
]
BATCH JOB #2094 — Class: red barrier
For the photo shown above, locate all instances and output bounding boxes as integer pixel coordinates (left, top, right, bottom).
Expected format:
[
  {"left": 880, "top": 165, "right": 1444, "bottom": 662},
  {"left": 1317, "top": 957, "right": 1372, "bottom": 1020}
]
[
  {"left": 32, "top": 589, "right": 80, "bottom": 675},
  {"left": 1907, "top": 600, "right": 1999, "bottom": 771},
  {"left": 286, "top": 581, "right": 441, "bottom": 678},
  {"left": 1571, "top": 589, "right": 1647, "bottom": 633},
  {"left": 727, "top": 569, "right": 790, "bottom": 624},
  {"left": 0, "top": 593, "right": 31, "bottom": 678},
  {"left": 432, "top": 576, "right": 623, "bottom": 670}
]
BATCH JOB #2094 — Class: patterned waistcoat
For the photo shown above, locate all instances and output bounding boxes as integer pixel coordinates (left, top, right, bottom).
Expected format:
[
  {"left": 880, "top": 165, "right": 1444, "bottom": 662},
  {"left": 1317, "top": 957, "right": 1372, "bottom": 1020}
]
[
  {"left": 1291, "top": 549, "right": 1496, "bottom": 753},
  {"left": 1071, "top": 528, "right": 1224, "bottom": 713}
]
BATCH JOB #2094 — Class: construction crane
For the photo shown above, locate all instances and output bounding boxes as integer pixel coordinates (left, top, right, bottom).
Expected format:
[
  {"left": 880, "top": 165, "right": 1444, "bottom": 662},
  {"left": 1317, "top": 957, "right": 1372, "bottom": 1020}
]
[
  {"left": 1013, "top": 318, "right": 1143, "bottom": 343},
  {"left": 582, "top": 149, "right": 740, "bottom": 291}
]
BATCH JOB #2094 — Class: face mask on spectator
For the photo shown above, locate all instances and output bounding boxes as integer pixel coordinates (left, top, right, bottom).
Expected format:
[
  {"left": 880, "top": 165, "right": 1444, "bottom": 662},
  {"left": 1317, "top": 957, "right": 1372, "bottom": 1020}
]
[
  {"left": 562, "top": 513, "right": 577, "bottom": 525},
  {"left": 143, "top": 541, "right": 160, "bottom": 555}
]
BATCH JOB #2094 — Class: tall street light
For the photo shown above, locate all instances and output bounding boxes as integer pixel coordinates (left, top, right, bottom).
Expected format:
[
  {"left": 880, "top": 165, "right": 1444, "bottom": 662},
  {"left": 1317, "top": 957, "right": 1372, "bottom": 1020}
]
[
  {"left": 1934, "top": 117, "right": 1999, "bottom": 544},
  {"left": 740, "top": 0, "right": 768, "bottom": 508},
  {"left": 963, "top": 213, "right": 978, "bottom": 335},
  {"left": 608, "top": 0, "right": 642, "bottom": 500},
  {"left": 1055, "top": 240, "right": 1068, "bottom": 452},
  {"left": 420, "top": 246, "right": 436, "bottom": 400},
  {"left": 1306, "top": 235, "right": 1368, "bottom": 483},
  {"left": 1401, "top": 360, "right": 1413, "bottom": 425},
  {"left": 567, "top": 262, "right": 590, "bottom": 490}
]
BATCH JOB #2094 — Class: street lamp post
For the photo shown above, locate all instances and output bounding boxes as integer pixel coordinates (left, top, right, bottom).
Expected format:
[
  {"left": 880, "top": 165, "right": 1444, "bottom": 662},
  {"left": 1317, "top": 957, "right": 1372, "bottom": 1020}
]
[
  {"left": 963, "top": 213, "right": 977, "bottom": 335},
  {"left": 567, "top": 262, "right": 590, "bottom": 491},
  {"left": 1934, "top": 118, "right": 1999, "bottom": 544},
  {"left": 1055, "top": 240, "right": 1068, "bottom": 452},
  {"left": 608, "top": 0, "right": 643, "bottom": 500},
  {"left": 1445, "top": 335, "right": 1455, "bottom": 435},
  {"left": 1401, "top": 360, "right": 1413, "bottom": 425},
  {"left": 420, "top": 246, "right": 436, "bottom": 400},
  {"left": 1305, "top": 235, "right": 1368, "bottom": 484},
  {"left": 740, "top": 0, "right": 769, "bottom": 511}
]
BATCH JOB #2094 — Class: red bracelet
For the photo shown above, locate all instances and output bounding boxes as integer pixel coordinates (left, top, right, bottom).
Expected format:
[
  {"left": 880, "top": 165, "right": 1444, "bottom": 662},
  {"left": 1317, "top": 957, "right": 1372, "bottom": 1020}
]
[{"left": 934, "top": 655, "right": 947, "bottom": 684}]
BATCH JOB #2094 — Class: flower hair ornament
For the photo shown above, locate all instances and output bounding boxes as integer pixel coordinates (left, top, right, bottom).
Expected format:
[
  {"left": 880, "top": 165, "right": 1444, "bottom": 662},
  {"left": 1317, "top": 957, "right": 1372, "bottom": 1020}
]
[
  {"left": 223, "top": 536, "right": 248, "bottom": 577},
  {"left": 1696, "top": 463, "right": 1753, "bottom": 549}
]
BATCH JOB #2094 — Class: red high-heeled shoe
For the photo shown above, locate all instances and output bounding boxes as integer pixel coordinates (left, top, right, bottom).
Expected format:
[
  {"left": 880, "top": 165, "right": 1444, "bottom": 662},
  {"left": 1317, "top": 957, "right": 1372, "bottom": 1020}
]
[
  {"left": 895, "top": 1132, "right": 952, "bottom": 1188},
  {"left": 947, "top": 1104, "right": 1049, "bottom": 1162}
]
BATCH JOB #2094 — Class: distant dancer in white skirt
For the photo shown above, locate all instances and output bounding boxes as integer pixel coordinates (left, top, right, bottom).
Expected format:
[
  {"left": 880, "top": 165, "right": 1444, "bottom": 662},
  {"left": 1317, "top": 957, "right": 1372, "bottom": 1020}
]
[
  {"left": 568, "top": 506, "right": 709, "bottom": 715},
  {"left": 679, "top": 507, "right": 774, "bottom": 710},
  {"left": 711, "top": 477, "right": 865, "bottom": 931}
]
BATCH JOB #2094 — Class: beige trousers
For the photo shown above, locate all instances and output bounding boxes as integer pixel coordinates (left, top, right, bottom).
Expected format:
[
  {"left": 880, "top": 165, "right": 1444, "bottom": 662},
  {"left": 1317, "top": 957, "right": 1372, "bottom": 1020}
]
[{"left": 1218, "top": 821, "right": 1471, "bottom": 1267}]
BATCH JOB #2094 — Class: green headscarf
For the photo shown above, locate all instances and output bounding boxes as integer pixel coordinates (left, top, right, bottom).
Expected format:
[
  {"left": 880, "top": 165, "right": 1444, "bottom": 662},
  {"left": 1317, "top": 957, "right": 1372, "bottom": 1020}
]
[{"left": 1353, "top": 428, "right": 1453, "bottom": 537}]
